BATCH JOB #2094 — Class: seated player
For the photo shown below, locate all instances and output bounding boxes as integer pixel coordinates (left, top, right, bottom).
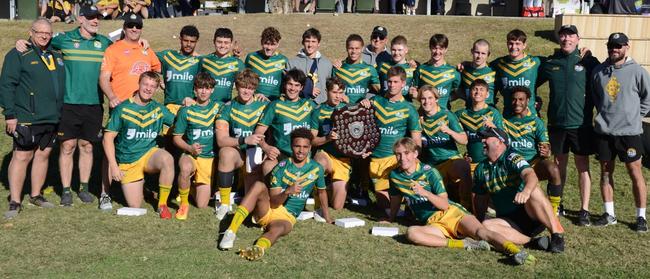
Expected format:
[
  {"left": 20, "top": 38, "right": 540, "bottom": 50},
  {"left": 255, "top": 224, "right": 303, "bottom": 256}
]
[
  {"left": 504, "top": 86, "right": 563, "bottom": 214},
  {"left": 473, "top": 127, "right": 565, "bottom": 253},
  {"left": 312, "top": 78, "right": 350, "bottom": 210},
  {"left": 201, "top": 27, "right": 244, "bottom": 103},
  {"left": 376, "top": 36, "right": 416, "bottom": 100},
  {"left": 411, "top": 34, "right": 460, "bottom": 108},
  {"left": 244, "top": 27, "right": 288, "bottom": 102},
  {"left": 215, "top": 69, "right": 267, "bottom": 220},
  {"left": 103, "top": 71, "right": 176, "bottom": 218},
  {"left": 456, "top": 79, "right": 504, "bottom": 173},
  {"left": 122, "top": 0, "right": 150, "bottom": 19},
  {"left": 332, "top": 34, "right": 381, "bottom": 104},
  {"left": 219, "top": 128, "right": 333, "bottom": 260},
  {"left": 417, "top": 85, "right": 472, "bottom": 210},
  {"left": 387, "top": 138, "right": 535, "bottom": 265},
  {"left": 359, "top": 66, "right": 421, "bottom": 211},
  {"left": 172, "top": 73, "right": 222, "bottom": 220},
  {"left": 255, "top": 69, "right": 315, "bottom": 176}
]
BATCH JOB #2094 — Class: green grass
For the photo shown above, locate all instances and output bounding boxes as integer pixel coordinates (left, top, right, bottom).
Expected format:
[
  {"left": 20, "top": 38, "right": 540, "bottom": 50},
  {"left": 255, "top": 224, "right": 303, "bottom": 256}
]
[{"left": 1, "top": 14, "right": 650, "bottom": 278}]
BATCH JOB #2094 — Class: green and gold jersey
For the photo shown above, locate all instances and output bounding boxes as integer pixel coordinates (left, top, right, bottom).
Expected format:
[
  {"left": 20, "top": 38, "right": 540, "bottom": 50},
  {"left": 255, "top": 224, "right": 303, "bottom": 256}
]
[
  {"left": 200, "top": 53, "right": 244, "bottom": 103},
  {"left": 332, "top": 61, "right": 380, "bottom": 104},
  {"left": 173, "top": 101, "right": 221, "bottom": 158},
  {"left": 490, "top": 55, "right": 541, "bottom": 117},
  {"left": 377, "top": 60, "right": 415, "bottom": 98},
  {"left": 245, "top": 51, "right": 287, "bottom": 101},
  {"left": 420, "top": 109, "right": 464, "bottom": 166},
  {"left": 389, "top": 162, "right": 467, "bottom": 222},
  {"left": 473, "top": 149, "right": 531, "bottom": 216},
  {"left": 460, "top": 65, "right": 496, "bottom": 108},
  {"left": 413, "top": 63, "right": 461, "bottom": 108},
  {"left": 310, "top": 102, "right": 347, "bottom": 158},
  {"left": 156, "top": 50, "right": 202, "bottom": 105},
  {"left": 504, "top": 114, "right": 548, "bottom": 162},
  {"left": 105, "top": 98, "right": 175, "bottom": 164},
  {"left": 270, "top": 158, "right": 326, "bottom": 217},
  {"left": 216, "top": 99, "right": 268, "bottom": 150},
  {"left": 258, "top": 97, "right": 315, "bottom": 156},
  {"left": 456, "top": 106, "right": 504, "bottom": 163},
  {"left": 51, "top": 27, "right": 112, "bottom": 105},
  {"left": 371, "top": 95, "right": 421, "bottom": 158}
]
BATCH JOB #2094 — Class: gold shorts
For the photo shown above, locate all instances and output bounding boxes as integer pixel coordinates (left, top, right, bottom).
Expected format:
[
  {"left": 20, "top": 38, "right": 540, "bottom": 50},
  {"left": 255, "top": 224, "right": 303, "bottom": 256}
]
[
  {"left": 369, "top": 155, "right": 397, "bottom": 191},
  {"left": 163, "top": 104, "right": 182, "bottom": 135},
  {"left": 426, "top": 204, "right": 467, "bottom": 239},
  {"left": 435, "top": 156, "right": 463, "bottom": 184},
  {"left": 189, "top": 156, "right": 214, "bottom": 186},
  {"left": 319, "top": 151, "right": 351, "bottom": 182},
  {"left": 119, "top": 148, "right": 158, "bottom": 184},
  {"left": 257, "top": 205, "right": 296, "bottom": 228}
]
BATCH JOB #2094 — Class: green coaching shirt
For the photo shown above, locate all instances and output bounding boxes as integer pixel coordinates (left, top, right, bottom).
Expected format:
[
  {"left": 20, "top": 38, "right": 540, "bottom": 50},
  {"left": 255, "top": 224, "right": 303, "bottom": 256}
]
[
  {"left": 389, "top": 162, "right": 467, "bottom": 223},
  {"left": 216, "top": 99, "right": 268, "bottom": 150},
  {"left": 51, "top": 28, "right": 112, "bottom": 105},
  {"left": 332, "top": 61, "right": 380, "bottom": 104},
  {"left": 459, "top": 65, "right": 496, "bottom": 108},
  {"left": 473, "top": 149, "right": 531, "bottom": 216},
  {"left": 491, "top": 55, "right": 541, "bottom": 117},
  {"left": 413, "top": 63, "right": 461, "bottom": 108},
  {"left": 504, "top": 114, "right": 549, "bottom": 162},
  {"left": 456, "top": 106, "right": 504, "bottom": 163},
  {"left": 377, "top": 61, "right": 415, "bottom": 97},
  {"left": 258, "top": 98, "right": 315, "bottom": 156},
  {"left": 420, "top": 108, "right": 464, "bottom": 166},
  {"left": 157, "top": 50, "right": 202, "bottom": 105},
  {"left": 200, "top": 53, "right": 244, "bottom": 103},
  {"left": 245, "top": 51, "right": 287, "bottom": 100},
  {"left": 371, "top": 95, "right": 421, "bottom": 158},
  {"left": 173, "top": 101, "right": 222, "bottom": 158},
  {"left": 310, "top": 102, "right": 347, "bottom": 158},
  {"left": 105, "top": 99, "right": 175, "bottom": 164},
  {"left": 270, "top": 158, "right": 326, "bottom": 217}
]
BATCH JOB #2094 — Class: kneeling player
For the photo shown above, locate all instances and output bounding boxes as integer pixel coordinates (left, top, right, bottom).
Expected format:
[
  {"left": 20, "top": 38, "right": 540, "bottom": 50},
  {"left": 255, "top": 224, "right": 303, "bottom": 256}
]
[
  {"left": 312, "top": 77, "right": 351, "bottom": 210},
  {"left": 103, "top": 72, "right": 176, "bottom": 218},
  {"left": 388, "top": 138, "right": 534, "bottom": 265},
  {"left": 473, "top": 127, "right": 565, "bottom": 253},
  {"left": 504, "top": 86, "right": 563, "bottom": 214},
  {"left": 215, "top": 69, "right": 267, "bottom": 220},
  {"left": 172, "top": 73, "right": 222, "bottom": 220},
  {"left": 219, "top": 128, "right": 332, "bottom": 260}
]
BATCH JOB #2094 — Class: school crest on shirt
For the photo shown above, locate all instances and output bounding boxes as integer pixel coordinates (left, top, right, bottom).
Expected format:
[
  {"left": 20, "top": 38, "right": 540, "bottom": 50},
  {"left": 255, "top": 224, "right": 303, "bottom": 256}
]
[
  {"left": 94, "top": 41, "right": 102, "bottom": 49},
  {"left": 606, "top": 76, "right": 621, "bottom": 103}
]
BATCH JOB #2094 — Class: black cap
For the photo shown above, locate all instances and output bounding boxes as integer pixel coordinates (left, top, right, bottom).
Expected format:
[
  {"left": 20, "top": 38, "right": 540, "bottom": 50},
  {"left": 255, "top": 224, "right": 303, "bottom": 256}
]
[
  {"left": 558, "top": 24, "right": 578, "bottom": 35},
  {"left": 123, "top": 12, "right": 143, "bottom": 28},
  {"left": 79, "top": 5, "right": 101, "bottom": 17},
  {"left": 478, "top": 127, "right": 510, "bottom": 145},
  {"left": 371, "top": 26, "right": 388, "bottom": 39},
  {"left": 607, "top": 32, "right": 629, "bottom": 46}
]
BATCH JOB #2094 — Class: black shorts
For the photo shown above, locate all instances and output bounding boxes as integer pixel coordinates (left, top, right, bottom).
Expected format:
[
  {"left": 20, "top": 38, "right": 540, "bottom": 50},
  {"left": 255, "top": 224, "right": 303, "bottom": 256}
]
[
  {"left": 12, "top": 124, "right": 58, "bottom": 151},
  {"left": 58, "top": 104, "right": 104, "bottom": 143},
  {"left": 642, "top": 122, "right": 650, "bottom": 168},
  {"left": 498, "top": 206, "right": 546, "bottom": 237},
  {"left": 596, "top": 133, "right": 644, "bottom": 163},
  {"left": 548, "top": 127, "right": 594, "bottom": 156}
]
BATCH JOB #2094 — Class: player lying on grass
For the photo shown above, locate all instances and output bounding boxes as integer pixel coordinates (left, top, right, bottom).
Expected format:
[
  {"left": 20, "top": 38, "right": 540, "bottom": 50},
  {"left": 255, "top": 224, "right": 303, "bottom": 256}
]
[
  {"left": 103, "top": 71, "right": 176, "bottom": 218},
  {"left": 172, "top": 72, "right": 222, "bottom": 220},
  {"left": 219, "top": 128, "right": 333, "bottom": 261},
  {"left": 474, "top": 127, "right": 565, "bottom": 253},
  {"left": 386, "top": 137, "right": 535, "bottom": 265}
]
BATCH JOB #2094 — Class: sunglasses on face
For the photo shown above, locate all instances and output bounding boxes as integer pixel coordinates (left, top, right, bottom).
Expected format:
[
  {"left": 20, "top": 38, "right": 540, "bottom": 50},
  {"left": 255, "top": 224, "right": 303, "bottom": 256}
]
[
  {"left": 607, "top": 43, "right": 624, "bottom": 50},
  {"left": 125, "top": 23, "right": 143, "bottom": 30},
  {"left": 84, "top": 14, "right": 101, "bottom": 20}
]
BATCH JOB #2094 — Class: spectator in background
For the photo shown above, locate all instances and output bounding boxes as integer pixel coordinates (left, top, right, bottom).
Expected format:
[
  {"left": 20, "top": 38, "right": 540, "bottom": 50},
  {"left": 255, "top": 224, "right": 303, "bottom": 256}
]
[
  {"left": 152, "top": 0, "right": 170, "bottom": 18},
  {"left": 123, "top": 0, "right": 151, "bottom": 18},
  {"left": 433, "top": 0, "right": 444, "bottom": 15},
  {"left": 46, "top": 0, "right": 74, "bottom": 23},
  {"left": 96, "top": 0, "right": 121, "bottom": 19}
]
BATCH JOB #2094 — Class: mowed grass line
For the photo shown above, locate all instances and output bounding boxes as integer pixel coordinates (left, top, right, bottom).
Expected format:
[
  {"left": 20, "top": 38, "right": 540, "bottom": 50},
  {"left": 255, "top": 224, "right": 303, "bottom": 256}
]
[{"left": 1, "top": 15, "right": 650, "bottom": 277}]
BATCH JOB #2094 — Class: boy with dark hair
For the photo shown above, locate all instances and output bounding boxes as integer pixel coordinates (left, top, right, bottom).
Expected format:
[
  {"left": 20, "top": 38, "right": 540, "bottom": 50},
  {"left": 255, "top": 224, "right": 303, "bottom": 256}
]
[
  {"left": 201, "top": 27, "right": 245, "bottom": 103},
  {"left": 245, "top": 27, "right": 287, "bottom": 101}
]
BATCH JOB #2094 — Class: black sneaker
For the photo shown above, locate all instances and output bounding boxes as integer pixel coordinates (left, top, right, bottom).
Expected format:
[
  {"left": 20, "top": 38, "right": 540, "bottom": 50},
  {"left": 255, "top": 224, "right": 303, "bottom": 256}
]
[
  {"left": 4, "top": 201, "right": 22, "bottom": 219},
  {"left": 634, "top": 217, "right": 648, "bottom": 233},
  {"left": 593, "top": 213, "right": 617, "bottom": 227},
  {"left": 577, "top": 210, "right": 591, "bottom": 226},
  {"left": 525, "top": 235, "right": 549, "bottom": 251},
  {"left": 78, "top": 191, "right": 94, "bottom": 203},
  {"left": 60, "top": 191, "right": 73, "bottom": 207},
  {"left": 558, "top": 203, "right": 565, "bottom": 216},
  {"left": 549, "top": 233, "right": 565, "bottom": 253},
  {"left": 29, "top": 195, "right": 55, "bottom": 208}
]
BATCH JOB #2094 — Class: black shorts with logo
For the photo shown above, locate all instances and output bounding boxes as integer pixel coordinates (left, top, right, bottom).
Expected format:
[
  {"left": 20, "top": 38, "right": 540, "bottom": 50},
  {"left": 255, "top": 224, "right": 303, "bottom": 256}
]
[
  {"left": 499, "top": 206, "right": 546, "bottom": 237},
  {"left": 548, "top": 127, "right": 595, "bottom": 156},
  {"left": 58, "top": 104, "right": 104, "bottom": 143},
  {"left": 12, "top": 124, "right": 58, "bottom": 151},
  {"left": 596, "top": 133, "right": 644, "bottom": 163}
]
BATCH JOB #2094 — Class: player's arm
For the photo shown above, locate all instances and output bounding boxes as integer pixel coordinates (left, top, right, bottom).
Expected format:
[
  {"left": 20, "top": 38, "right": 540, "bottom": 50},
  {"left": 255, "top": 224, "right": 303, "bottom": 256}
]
[
  {"left": 414, "top": 184, "right": 450, "bottom": 211},
  {"left": 638, "top": 68, "right": 650, "bottom": 117},
  {"left": 102, "top": 131, "right": 123, "bottom": 182},
  {"left": 99, "top": 67, "right": 120, "bottom": 108},
  {"left": 216, "top": 120, "right": 263, "bottom": 148},
  {"left": 410, "top": 131, "right": 422, "bottom": 147},
  {"left": 441, "top": 119, "right": 467, "bottom": 145},
  {"left": 269, "top": 178, "right": 303, "bottom": 208},
  {"left": 514, "top": 168, "right": 539, "bottom": 205}
]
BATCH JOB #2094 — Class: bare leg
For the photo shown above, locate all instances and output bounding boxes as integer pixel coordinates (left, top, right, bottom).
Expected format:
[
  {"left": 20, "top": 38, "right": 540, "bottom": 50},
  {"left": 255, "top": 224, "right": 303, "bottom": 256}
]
[
  {"left": 482, "top": 218, "right": 531, "bottom": 245},
  {"left": 59, "top": 139, "right": 77, "bottom": 189},
  {"left": 77, "top": 139, "right": 94, "bottom": 185},
  {"left": 406, "top": 225, "right": 449, "bottom": 247},
  {"left": 599, "top": 160, "right": 615, "bottom": 203},
  {"left": 8, "top": 150, "right": 34, "bottom": 202},
  {"left": 626, "top": 159, "right": 647, "bottom": 209},
  {"left": 121, "top": 180, "right": 145, "bottom": 208},
  {"left": 30, "top": 147, "right": 52, "bottom": 197},
  {"left": 574, "top": 154, "right": 592, "bottom": 211}
]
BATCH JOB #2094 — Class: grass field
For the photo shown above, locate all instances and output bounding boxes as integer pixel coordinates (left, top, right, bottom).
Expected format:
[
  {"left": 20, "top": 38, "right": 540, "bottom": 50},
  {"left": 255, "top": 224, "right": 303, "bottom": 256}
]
[{"left": 1, "top": 14, "right": 650, "bottom": 278}]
